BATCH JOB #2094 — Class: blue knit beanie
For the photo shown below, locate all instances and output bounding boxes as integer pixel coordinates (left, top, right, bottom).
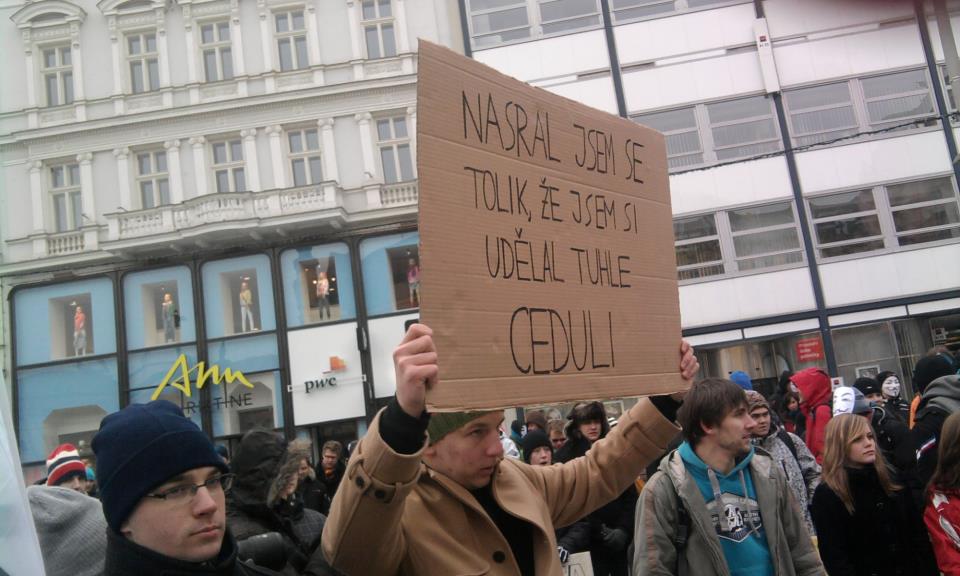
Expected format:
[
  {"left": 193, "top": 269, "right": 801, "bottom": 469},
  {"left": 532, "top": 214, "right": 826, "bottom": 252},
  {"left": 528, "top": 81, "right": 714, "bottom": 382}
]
[
  {"left": 730, "top": 370, "right": 753, "bottom": 390},
  {"left": 92, "top": 400, "right": 228, "bottom": 532}
]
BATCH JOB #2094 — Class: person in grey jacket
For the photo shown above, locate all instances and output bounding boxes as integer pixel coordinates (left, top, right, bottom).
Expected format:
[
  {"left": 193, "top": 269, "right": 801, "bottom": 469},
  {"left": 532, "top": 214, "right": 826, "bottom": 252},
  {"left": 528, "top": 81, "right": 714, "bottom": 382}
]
[
  {"left": 634, "top": 378, "right": 823, "bottom": 576},
  {"left": 746, "top": 391, "right": 821, "bottom": 535}
]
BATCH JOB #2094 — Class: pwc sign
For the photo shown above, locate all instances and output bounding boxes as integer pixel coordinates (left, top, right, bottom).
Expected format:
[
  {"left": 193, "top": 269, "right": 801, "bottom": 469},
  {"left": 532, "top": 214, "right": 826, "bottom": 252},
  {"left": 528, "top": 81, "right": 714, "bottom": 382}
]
[{"left": 304, "top": 356, "right": 347, "bottom": 394}]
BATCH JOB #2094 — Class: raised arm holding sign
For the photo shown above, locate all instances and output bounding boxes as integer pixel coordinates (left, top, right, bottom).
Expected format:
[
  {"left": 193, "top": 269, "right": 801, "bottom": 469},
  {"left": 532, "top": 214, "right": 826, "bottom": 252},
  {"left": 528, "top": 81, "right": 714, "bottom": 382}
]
[{"left": 321, "top": 41, "right": 697, "bottom": 576}]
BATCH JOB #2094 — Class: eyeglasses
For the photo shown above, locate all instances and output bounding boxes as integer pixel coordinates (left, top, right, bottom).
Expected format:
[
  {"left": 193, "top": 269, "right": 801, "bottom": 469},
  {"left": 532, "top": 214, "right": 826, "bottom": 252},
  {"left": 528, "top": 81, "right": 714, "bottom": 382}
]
[{"left": 145, "top": 473, "right": 234, "bottom": 502}]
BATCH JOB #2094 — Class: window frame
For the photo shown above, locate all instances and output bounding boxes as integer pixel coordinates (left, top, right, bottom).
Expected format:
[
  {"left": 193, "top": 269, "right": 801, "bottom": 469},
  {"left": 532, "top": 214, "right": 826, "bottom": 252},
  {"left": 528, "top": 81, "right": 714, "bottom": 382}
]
[
  {"left": 673, "top": 213, "right": 725, "bottom": 281},
  {"left": 40, "top": 44, "right": 74, "bottom": 108},
  {"left": 727, "top": 201, "right": 805, "bottom": 272},
  {"left": 610, "top": 0, "right": 752, "bottom": 25},
  {"left": 274, "top": 8, "right": 309, "bottom": 72},
  {"left": 135, "top": 150, "right": 170, "bottom": 209},
  {"left": 199, "top": 19, "right": 233, "bottom": 83},
  {"left": 361, "top": 0, "right": 397, "bottom": 59},
  {"left": 465, "top": 0, "right": 604, "bottom": 50},
  {"left": 857, "top": 68, "right": 936, "bottom": 130},
  {"left": 210, "top": 138, "right": 246, "bottom": 193},
  {"left": 885, "top": 177, "right": 960, "bottom": 247},
  {"left": 287, "top": 127, "right": 324, "bottom": 187},
  {"left": 125, "top": 30, "right": 160, "bottom": 94},
  {"left": 705, "top": 95, "right": 781, "bottom": 162},
  {"left": 376, "top": 115, "right": 415, "bottom": 184},
  {"left": 48, "top": 162, "right": 83, "bottom": 233},
  {"left": 807, "top": 188, "right": 887, "bottom": 260}
]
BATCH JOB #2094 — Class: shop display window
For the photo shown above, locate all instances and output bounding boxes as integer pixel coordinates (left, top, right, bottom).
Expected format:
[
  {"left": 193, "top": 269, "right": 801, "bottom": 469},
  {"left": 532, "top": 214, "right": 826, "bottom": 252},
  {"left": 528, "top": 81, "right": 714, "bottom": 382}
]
[
  {"left": 360, "top": 232, "right": 420, "bottom": 316},
  {"left": 128, "top": 346, "right": 202, "bottom": 427},
  {"left": 123, "top": 267, "right": 196, "bottom": 349},
  {"left": 14, "top": 278, "right": 116, "bottom": 365},
  {"left": 281, "top": 243, "right": 357, "bottom": 327},
  {"left": 208, "top": 333, "right": 282, "bottom": 435},
  {"left": 17, "top": 358, "right": 119, "bottom": 463},
  {"left": 202, "top": 255, "right": 276, "bottom": 338}
]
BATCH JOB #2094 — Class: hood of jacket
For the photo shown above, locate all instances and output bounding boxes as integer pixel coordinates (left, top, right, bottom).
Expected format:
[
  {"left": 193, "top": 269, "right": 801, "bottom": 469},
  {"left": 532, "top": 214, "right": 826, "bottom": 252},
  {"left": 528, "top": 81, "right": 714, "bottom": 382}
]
[
  {"left": 791, "top": 368, "right": 832, "bottom": 417},
  {"left": 230, "top": 429, "right": 312, "bottom": 513},
  {"left": 919, "top": 375, "right": 960, "bottom": 417}
]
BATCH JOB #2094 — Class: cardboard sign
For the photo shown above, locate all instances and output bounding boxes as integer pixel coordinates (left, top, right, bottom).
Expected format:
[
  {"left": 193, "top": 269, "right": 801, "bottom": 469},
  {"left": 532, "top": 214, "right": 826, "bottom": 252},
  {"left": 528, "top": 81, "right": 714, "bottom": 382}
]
[
  {"left": 795, "top": 337, "right": 824, "bottom": 362},
  {"left": 417, "top": 41, "right": 682, "bottom": 411}
]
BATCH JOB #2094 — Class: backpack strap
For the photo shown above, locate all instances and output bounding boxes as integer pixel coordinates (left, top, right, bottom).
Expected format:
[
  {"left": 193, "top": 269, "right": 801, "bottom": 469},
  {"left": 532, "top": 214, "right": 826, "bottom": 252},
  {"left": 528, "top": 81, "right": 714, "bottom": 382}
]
[
  {"left": 667, "top": 475, "right": 691, "bottom": 573},
  {"left": 776, "top": 427, "right": 799, "bottom": 464}
]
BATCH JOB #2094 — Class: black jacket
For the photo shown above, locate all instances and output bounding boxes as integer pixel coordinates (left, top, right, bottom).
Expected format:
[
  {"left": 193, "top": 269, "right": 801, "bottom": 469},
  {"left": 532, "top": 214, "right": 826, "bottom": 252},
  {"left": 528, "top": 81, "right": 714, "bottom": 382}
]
[
  {"left": 104, "top": 527, "right": 278, "bottom": 576},
  {"left": 810, "top": 467, "right": 937, "bottom": 576},
  {"left": 312, "top": 460, "right": 346, "bottom": 515}
]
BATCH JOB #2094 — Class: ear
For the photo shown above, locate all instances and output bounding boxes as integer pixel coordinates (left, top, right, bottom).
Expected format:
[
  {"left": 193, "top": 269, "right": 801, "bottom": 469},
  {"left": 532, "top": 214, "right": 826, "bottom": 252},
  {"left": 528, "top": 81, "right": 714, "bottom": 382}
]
[
  {"left": 120, "top": 520, "right": 133, "bottom": 539},
  {"left": 699, "top": 419, "right": 716, "bottom": 438}
]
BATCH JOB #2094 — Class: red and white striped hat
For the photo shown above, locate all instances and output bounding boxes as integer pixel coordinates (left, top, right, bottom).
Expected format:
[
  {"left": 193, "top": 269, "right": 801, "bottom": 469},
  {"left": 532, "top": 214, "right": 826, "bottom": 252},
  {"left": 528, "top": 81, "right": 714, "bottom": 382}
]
[{"left": 46, "top": 443, "right": 87, "bottom": 487}]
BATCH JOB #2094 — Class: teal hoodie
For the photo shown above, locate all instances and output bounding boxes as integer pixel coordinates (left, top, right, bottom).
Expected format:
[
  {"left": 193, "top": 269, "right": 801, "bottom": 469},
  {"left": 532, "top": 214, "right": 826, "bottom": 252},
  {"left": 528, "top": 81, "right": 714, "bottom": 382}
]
[{"left": 678, "top": 441, "right": 774, "bottom": 576}]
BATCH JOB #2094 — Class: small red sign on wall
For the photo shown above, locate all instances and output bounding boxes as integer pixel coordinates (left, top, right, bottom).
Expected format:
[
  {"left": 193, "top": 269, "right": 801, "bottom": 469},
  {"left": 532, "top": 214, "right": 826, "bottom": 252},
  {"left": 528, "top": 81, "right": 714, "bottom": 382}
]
[{"left": 795, "top": 337, "right": 824, "bottom": 362}]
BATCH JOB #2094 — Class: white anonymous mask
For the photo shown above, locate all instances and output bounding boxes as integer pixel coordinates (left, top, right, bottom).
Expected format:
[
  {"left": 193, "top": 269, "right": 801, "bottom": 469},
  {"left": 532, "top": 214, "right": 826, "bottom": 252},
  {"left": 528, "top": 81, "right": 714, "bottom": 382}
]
[
  {"left": 881, "top": 376, "right": 901, "bottom": 399},
  {"left": 833, "top": 387, "right": 855, "bottom": 416}
]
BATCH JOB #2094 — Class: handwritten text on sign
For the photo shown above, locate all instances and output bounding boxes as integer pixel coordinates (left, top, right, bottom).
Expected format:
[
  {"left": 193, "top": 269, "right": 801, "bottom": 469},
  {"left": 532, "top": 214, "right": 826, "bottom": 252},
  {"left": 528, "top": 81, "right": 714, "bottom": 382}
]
[{"left": 417, "top": 41, "right": 681, "bottom": 410}]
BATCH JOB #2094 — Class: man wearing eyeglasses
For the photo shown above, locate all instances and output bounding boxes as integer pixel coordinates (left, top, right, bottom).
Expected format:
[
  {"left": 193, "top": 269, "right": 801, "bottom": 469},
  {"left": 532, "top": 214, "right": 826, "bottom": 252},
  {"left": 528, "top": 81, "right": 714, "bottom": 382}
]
[{"left": 92, "top": 400, "right": 277, "bottom": 575}]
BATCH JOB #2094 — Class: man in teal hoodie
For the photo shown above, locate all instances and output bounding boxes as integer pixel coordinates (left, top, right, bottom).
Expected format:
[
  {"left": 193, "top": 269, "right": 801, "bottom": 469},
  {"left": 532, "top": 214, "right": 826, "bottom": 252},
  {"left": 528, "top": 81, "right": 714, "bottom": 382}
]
[{"left": 634, "top": 378, "right": 824, "bottom": 576}]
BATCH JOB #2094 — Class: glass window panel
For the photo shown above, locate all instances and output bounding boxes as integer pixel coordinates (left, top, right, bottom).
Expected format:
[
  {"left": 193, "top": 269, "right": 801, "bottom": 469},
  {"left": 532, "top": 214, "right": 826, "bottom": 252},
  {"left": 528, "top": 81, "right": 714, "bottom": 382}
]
[
  {"left": 380, "top": 148, "right": 398, "bottom": 183},
  {"left": 473, "top": 27, "right": 531, "bottom": 47},
  {"left": 365, "top": 26, "right": 381, "bottom": 59},
  {"left": 377, "top": 119, "right": 392, "bottom": 140},
  {"left": 138, "top": 153, "right": 152, "bottom": 175},
  {"left": 382, "top": 24, "right": 397, "bottom": 57},
  {"left": 230, "top": 140, "right": 243, "bottom": 160},
  {"left": 305, "top": 129, "right": 320, "bottom": 150},
  {"left": 281, "top": 243, "right": 357, "bottom": 326},
  {"left": 715, "top": 140, "right": 780, "bottom": 161},
  {"left": 665, "top": 132, "right": 701, "bottom": 156},
  {"left": 394, "top": 117, "right": 408, "bottom": 138},
  {"left": 898, "top": 227, "right": 960, "bottom": 246},
  {"left": 275, "top": 13, "right": 288, "bottom": 33},
  {"left": 146, "top": 34, "right": 157, "bottom": 53},
  {"left": 213, "top": 143, "right": 227, "bottom": 164},
  {"left": 614, "top": 2, "right": 676, "bottom": 21},
  {"left": 70, "top": 193, "right": 82, "bottom": 229},
  {"left": 54, "top": 195, "right": 68, "bottom": 231},
  {"left": 44, "top": 49, "right": 57, "bottom": 68},
  {"left": 675, "top": 240, "right": 722, "bottom": 266},
  {"left": 892, "top": 203, "right": 960, "bottom": 232},
  {"left": 233, "top": 168, "right": 246, "bottom": 192},
  {"left": 289, "top": 132, "right": 303, "bottom": 153},
  {"left": 278, "top": 39, "right": 293, "bottom": 71},
  {"left": 218, "top": 22, "right": 230, "bottom": 40},
  {"left": 158, "top": 179, "right": 170, "bottom": 205},
  {"left": 201, "top": 24, "right": 215, "bottom": 44},
  {"left": 786, "top": 83, "right": 851, "bottom": 110},
  {"left": 733, "top": 229, "right": 801, "bottom": 257},
  {"left": 128, "top": 35, "right": 141, "bottom": 55},
  {"left": 295, "top": 36, "right": 308, "bottom": 68},
  {"left": 728, "top": 202, "right": 795, "bottom": 232},
  {"left": 51, "top": 166, "right": 64, "bottom": 188},
  {"left": 540, "top": 0, "right": 598, "bottom": 22},
  {"left": 141, "top": 181, "right": 155, "bottom": 209},
  {"left": 887, "top": 178, "right": 955, "bottom": 207},
  {"left": 216, "top": 170, "right": 230, "bottom": 192},
  {"left": 379, "top": 0, "right": 392, "bottom": 17},
  {"left": 130, "top": 62, "right": 144, "bottom": 93},
  {"left": 363, "top": 0, "right": 377, "bottom": 19},
  {"left": 820, "top": 240, "right": 886, "bottom": 258},
  {"left": 472, "top": 0, "right": 525, "bottom": 10},
  {"left": 156, "top": 152, "right": 167, "bottom": 172},
  {"left": 815, "top": 215, "right": 883, "bottom": 245},
  {"left": 61, "top": 47, "right": 71, "bottom": 65},
  {"left": 673, "top": 214, "right": 717, "bottom": 240},
  {"left": 790, "top": 106, "right": 857, "bottom": 136},
  {"left": 204, "top": 50, "right": 218, "bottom": 82},
  {"left": 542, "top": 14, "right": 600, "bottom": 33},
  {"left": 809, "top": 190, "right": 875, "bottom": 218},
  {"left": 711, "top": 118, "right": 777, "bottom": 147},
  {"left": 221, "top": 49, "right": 233, "bottom": 79},
  {"left": 398, "top": 144, "right": 413, "bottom": 181},
  {"left": 309, "top": 157, "right": 324, "bottom": 182},
  {"left": 148, "top": 59, "right": 160, "bottom": 90},
  {"left": 292, "top": 11, "right": 305, "bottom": 30},
  {"left": 635, "top": 107, "right": 697, "bottom": 132},
  {"left": 707, "top": 96, "right": 771, "bottom": 124},
  {"left": 68, "top": 164, "right": 79, "bottom": 184},
  {"left": 360, "top": 232, "right": 420, "bottom": 315},
  {"left": 63, "top": 73, "right": 73, "bottom": 104},
  {"left": 862, "top": 69, "right": 928, "bottom": 99},
  {"left": 737, "top": 251, "right": 804, "bottom": 271},
  {"left": 46, "top": 75, "right": 59, "bottom": 106},
  {"left": 471, "top": 7, "right": 529, "bottom": 34},
  {"left": 867, "top": 94, "right": 933, "bottom": 124},
  {"left": 292, "top": 159, "right": 307, "bottom": 186},
  {"left": 201, "top": 254, "right": 276, "bottom": 337},
  {"left": 678, "top": 264, "right": 724, "bottom": 281}
]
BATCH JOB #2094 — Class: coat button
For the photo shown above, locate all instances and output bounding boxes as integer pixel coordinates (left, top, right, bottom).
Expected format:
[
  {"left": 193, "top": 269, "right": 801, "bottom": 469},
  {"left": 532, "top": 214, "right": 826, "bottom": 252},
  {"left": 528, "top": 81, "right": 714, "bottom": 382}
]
[
  {"left": 493, "top": 551, "right": 506, "bottom": 563},
  {"left": 355, "top": 477, "right": 365, "bottom": 488},
  {"left": 374, "top": 489, "right": 386, "bottom": 500}
]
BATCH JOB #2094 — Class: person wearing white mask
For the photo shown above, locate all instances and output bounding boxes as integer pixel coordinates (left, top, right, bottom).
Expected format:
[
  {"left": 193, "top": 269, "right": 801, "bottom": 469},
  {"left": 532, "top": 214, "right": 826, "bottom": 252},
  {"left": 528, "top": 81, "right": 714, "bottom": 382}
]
[
  {"left": 877, "top": 371, "right": 910, "bottom": 422},
  {"left": 832, "top": 387, "right": 872, "bottom": 418}
]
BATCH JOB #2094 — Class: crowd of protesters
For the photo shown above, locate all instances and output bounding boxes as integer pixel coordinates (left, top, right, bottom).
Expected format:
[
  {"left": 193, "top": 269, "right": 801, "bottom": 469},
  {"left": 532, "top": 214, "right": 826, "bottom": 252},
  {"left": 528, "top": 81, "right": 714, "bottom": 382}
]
[{"left": 18, "top": 321, "right": 960, "bottom": 576}]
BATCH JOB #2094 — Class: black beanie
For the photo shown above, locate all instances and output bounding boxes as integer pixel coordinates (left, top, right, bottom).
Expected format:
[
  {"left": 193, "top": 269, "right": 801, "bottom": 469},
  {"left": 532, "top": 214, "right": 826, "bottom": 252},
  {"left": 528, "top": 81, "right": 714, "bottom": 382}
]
[
  {"left": 92, "top": 400, "right": 228, "bottom": 532},
  {"left": 520, "top": 430, "right": 552, "bottom": 464},
  {"left": 853, "top": 377, "right": 881, "bottom": 397},
  {"left": 913, "top": 355, "right": 957, "bottom": 394}
]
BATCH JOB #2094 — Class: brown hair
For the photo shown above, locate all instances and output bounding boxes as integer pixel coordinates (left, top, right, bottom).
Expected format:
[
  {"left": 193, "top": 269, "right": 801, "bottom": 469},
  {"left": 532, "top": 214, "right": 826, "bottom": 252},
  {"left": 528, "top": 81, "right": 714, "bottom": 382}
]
[
  {"left": 930, "top": 411, "right": 960, "bottom": 491},
  {"left": 322, "top": 440, "right": 343, "bottom": 457},
  {"left": 677, "top": 378, "right": 748, "bottom": 446},
  {"left": 821, "top": 414, "right": 901, "bottom": 514},
  {"left": 546, "top": 419, "right": 565, "bottom": 437}
]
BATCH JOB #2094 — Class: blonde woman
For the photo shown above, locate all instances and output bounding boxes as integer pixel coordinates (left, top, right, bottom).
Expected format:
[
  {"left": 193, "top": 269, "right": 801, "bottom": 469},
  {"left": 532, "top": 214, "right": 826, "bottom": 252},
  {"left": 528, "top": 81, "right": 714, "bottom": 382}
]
[{"left": 810, "top": 414, "right": 936, "bottom": 576}]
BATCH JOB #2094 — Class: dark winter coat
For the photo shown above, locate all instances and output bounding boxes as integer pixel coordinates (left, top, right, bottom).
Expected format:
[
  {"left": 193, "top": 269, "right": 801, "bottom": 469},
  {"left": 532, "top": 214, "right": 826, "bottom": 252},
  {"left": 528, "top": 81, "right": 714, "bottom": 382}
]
[
  {"left": 103, "top": 526, "right": 279, "bottom": 576},
  {"left": 227, "top": 430, "right": 335, "bottom": 576},
  {"left": 868, "top": 406, "right": 910, "bottom": 473},
  {"left": 810, "top": 467, "right": 937, "bottom": 576},
  {"left": 905, "top": 375, "right": 960, "bottom": 487},
  {"left": 311, "top": 460, "right": 346, "bottom": 515}
]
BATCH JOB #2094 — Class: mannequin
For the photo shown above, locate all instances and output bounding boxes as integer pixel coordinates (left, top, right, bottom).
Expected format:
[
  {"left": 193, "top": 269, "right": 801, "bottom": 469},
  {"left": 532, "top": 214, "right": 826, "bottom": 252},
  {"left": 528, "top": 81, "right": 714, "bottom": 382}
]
[
  {"left": 316, "top": 270, "right": 331, "bottom": 320},
  {"left": 161, "top": 293, "right": 176, "bottom": 343},
  {"left": 238, "top": 281, "right": 255, "bottom": 332},
  {"left": 73, "top": 305, "right": 87, "bottom": 356}
]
